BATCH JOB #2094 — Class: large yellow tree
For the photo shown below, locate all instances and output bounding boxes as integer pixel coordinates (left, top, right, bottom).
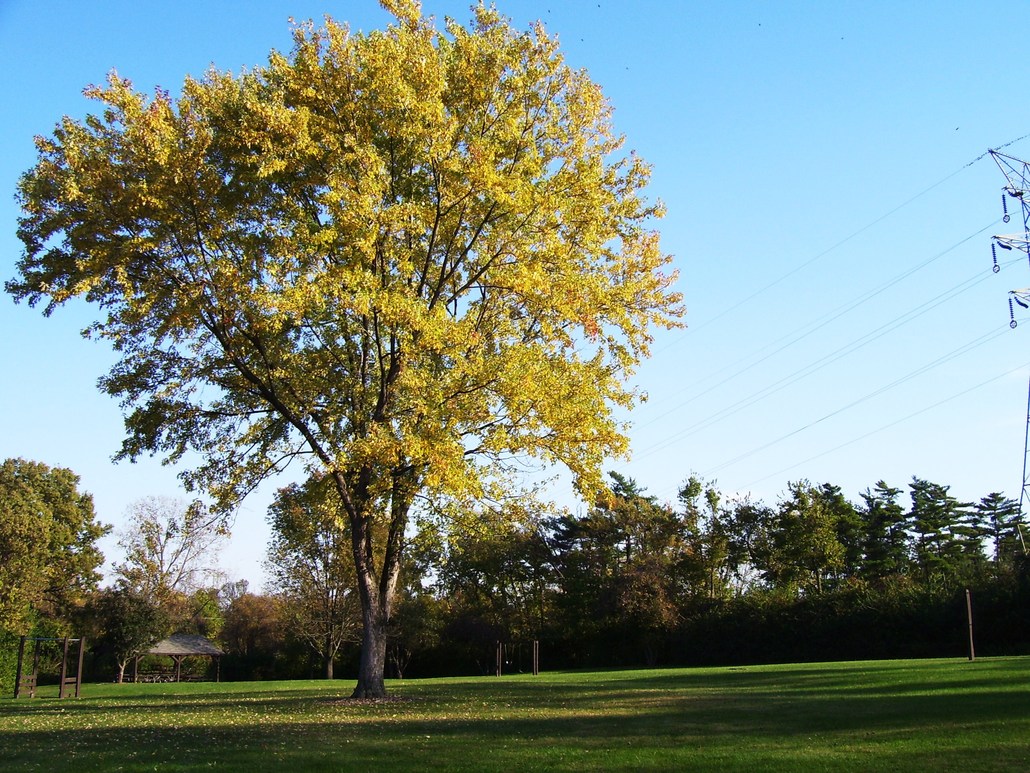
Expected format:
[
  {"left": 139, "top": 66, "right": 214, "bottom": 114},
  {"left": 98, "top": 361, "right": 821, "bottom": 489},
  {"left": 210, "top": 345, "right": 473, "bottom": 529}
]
[{"left": 8, "top": 1, "right": 682, "bottom": 697}]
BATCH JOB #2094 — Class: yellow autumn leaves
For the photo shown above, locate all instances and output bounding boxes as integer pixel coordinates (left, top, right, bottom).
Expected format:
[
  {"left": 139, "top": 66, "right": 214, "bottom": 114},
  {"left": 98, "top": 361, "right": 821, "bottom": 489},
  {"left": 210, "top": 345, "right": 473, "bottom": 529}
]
[{"left": 10, "top": 0, "right": 682, "bottom": 518}]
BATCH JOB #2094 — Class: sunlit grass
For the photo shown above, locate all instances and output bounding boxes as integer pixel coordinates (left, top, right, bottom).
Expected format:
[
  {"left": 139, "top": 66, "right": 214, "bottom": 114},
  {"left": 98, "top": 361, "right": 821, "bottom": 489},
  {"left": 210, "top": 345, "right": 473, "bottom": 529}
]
[{"left": 2, "top": 658, "right": 1029, "bottom": 771}]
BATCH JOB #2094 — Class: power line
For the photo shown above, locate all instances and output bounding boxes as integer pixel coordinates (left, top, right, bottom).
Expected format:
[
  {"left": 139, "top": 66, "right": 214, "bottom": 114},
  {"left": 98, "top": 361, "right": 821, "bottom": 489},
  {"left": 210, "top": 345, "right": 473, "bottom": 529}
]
[
  {"left": 634, "top": 249, "right": 1017, "bottom": 459},
  {"left": 637, "top": 221, "right": 1003, "bottom": 430},
  {"left": 550, "top": 137, "right": 1030, "bottom": 507},
  {"left": 742, "top": 360, "right": 1030, "bottom": 490},
  {"left": 696, "top": 323, "right": 1010, "bottom": 478},
  {"left": 664, "top": 135, "right": 1030, "bottom": 345},
  {"left": 628, "top": 144, "right": 1030, "bottom": 484}
]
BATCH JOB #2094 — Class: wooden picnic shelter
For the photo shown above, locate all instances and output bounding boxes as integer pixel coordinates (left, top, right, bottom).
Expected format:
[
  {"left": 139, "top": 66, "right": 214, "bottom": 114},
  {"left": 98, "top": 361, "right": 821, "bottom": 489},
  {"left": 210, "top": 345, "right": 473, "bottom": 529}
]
[{"left": 134, "top": 634, "right": 224, "bottom": 683}]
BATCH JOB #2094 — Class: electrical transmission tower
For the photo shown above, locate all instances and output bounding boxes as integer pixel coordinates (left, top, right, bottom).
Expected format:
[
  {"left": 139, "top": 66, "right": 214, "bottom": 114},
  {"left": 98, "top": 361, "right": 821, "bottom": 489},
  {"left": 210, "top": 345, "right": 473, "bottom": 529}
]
[
  {"left": 991, "top": 150, "right": 1030, "bottom": 520},
  {"left": 991, "top": 150, "right": 1030, "bottom": 261}
]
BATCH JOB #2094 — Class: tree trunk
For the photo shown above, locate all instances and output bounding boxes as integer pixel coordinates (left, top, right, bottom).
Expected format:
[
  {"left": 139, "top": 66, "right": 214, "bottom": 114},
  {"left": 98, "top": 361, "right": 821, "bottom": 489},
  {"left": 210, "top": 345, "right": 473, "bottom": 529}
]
[
  {"left": 323, "top": 630, "right": 334, "bottom": 679},
  {"left": 334, "top": 467, "right": 413, "bottom": 699},
  {"left": 352, "top": 600, "right": 388, "bottom": 698},
  {"left": 389, "top": 643, "right": 411, "bottom": 680}
]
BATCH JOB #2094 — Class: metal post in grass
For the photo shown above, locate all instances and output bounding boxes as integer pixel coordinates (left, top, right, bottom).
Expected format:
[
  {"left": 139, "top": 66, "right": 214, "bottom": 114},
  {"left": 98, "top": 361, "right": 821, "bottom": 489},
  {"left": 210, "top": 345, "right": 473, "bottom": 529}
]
[
  {"left": 533, "top": 640, "right": 539, "bottom": 676},
  {"left": 966, "top": 589, "right": 976, "bottom": 661}
]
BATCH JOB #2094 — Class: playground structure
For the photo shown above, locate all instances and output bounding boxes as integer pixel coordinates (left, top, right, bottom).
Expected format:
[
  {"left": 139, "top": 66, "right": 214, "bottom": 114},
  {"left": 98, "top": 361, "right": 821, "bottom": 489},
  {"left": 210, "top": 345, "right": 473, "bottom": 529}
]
[
  {"left": 495, "top": 640, "right": 540, "bottom": 677},
  {"left": 13, "top": 636, "right": 85, "bottom": 699}
]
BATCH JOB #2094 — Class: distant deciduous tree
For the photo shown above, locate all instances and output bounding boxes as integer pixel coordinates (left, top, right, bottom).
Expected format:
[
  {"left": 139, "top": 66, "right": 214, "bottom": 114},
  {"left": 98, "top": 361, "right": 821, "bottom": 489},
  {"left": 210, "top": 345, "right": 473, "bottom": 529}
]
[
  {"left": 548, "top": 474, "right": 690, "bottom": 664},
  {"left": 183, "top": 587, "right": 225, "bottom": 640},
  {"left": 438, "top": 501, "right": 554, "bottom": 647},
  {"left": 677, "top": 475, "right": 729, "bottom": 601},
  {"left": 218, "top": 579, "right": 250, "bottom": 609},
  {"left": 387, "top": 590, "right": 443, "bottom": 679},
  {"left": 766, "top": 481, "right": 846, "bottom": 595},
  {"left": 220, "top": 593, "right": 288, "bottom": 680},
  {"left": 722, "top": 497, "right": 776, "bottom": 593},
  {"left": 0, "top": 458, "right": 108, "bottom": 634},
  {"left": 115, "top": 496, "right": 226, "bottom": 603},
  {"left": 265, "top": 476, "right": 361, "bottom": 679}
]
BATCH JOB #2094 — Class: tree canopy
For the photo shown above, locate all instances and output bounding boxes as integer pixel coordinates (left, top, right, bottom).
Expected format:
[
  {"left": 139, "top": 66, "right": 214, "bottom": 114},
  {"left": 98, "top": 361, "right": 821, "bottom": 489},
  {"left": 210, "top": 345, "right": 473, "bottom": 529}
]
[
  {"left": 7, "top": 2, "right": 681, "bottom": 697},
  {"left": 89, "top": 585, "right": 167, "bottom": 683},
  {"left": 0, "top": 458, "right": 108, "bottom": 634}
]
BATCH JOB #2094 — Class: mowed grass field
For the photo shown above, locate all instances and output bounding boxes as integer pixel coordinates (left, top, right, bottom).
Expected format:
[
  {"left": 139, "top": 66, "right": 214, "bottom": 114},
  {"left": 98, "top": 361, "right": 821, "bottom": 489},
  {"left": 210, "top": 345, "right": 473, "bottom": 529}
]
[{"left": 2, "top": 657, "right": 1029, "bottom": 772}]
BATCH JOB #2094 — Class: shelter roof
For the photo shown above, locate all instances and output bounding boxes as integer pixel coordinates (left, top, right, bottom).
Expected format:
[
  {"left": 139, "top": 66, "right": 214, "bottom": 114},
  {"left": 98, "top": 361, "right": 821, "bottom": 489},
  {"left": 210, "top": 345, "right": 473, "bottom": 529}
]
[{"left": 147, "top": 633, "right": 224, "bottom": 657}]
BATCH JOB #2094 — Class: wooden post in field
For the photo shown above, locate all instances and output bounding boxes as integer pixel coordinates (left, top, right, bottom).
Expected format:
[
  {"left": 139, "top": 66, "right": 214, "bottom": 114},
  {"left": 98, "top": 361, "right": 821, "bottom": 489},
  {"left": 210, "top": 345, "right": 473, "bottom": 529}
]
[
  {"left": 966, "top": 588, "right": 975, "bottom": 662},
  {"left": 533, "top": 640, "right": 539, "bottom": 676},
  {"left": 13, "top": 637, "right": 25, "bottom": 698},
  {"left": 495, "top": 641, "right": 502, "bottom": 677},
  {"left": 27, "top": 639, "right": 40, "bottom": 698},
  {"left": 58, "top": 637, "right": 70, "bottom": 698},
  {"left": 75, "top": 638, "right": 86, "bottom": 698}
]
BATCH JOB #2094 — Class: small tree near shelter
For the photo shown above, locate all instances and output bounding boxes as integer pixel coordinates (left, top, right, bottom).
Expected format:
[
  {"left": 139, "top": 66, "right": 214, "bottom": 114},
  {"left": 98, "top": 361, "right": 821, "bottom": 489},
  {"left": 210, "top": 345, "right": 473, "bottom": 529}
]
[{"left": 90, "top": 585, "right": 166, "bottom": 683}]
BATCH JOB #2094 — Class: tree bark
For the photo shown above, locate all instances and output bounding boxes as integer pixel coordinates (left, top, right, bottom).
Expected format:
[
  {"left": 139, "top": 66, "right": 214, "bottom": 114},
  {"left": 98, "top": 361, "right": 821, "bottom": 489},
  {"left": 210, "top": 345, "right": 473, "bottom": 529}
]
[
  {"left": 352, "top": 598, "right": 388, "bottom": 698},
  {"left": 351, "top": 507, "right": 407, "bottom": 698},
  {"left": 333, "top": 465, "right": 414, "bottom": 699}
]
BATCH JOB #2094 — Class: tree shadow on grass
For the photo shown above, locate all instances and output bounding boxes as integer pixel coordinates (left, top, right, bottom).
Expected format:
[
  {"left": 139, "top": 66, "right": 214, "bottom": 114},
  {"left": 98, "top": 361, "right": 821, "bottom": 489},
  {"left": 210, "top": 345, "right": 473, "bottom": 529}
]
[{"left": 2, "top": 666, "right": 1030, "bottom": 772}]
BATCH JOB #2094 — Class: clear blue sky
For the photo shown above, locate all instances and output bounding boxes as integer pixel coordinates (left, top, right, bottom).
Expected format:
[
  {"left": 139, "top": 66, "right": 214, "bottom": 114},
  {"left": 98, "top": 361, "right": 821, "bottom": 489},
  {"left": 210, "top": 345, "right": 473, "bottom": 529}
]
[{"left": 3, "top": 0, "right": 1029, "bottom": 587}]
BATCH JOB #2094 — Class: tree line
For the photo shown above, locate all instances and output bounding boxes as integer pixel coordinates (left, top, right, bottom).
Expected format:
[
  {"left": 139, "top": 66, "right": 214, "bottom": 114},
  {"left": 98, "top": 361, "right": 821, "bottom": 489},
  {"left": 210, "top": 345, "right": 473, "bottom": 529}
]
[
  {"left": 415, "top": 472, "right": 1030, "bottom": 672},
  {"left": 4, "top": 457, "right": 1028, "bottom": 692}
]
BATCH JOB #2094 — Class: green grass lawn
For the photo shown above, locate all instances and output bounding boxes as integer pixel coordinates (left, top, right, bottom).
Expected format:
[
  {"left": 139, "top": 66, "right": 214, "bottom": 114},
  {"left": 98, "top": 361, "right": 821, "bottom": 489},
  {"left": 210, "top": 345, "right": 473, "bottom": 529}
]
[{"left": 2, "top": 657, "right": 1029, "bottom": 771}]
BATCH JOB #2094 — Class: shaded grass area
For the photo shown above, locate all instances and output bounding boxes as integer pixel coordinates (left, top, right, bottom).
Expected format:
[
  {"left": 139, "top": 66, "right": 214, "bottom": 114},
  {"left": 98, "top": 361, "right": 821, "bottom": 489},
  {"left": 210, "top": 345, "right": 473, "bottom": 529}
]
[{"left": 2, "top": 658, "right": 1029, "bottom": 771}]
